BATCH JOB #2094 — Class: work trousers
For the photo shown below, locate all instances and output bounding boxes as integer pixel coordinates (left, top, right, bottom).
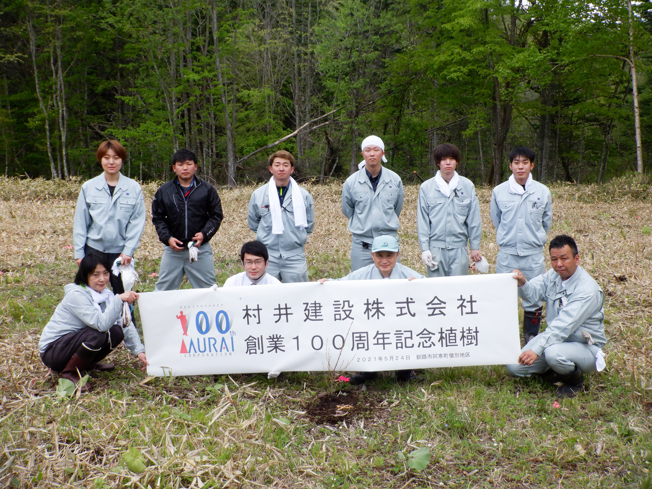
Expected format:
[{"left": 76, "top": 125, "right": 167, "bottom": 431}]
[
  {"left": 495, "top": 251, "right": 546, "bottom": 311},
  {"left": 40, "top": 324, "right": 124, "bottom": 372},
  {"left": 506, "top": 339, "right": 598, "bottom": 377},
  {"left": 427, "top": 247, "right": 469, "bottom": 278},
  {"left": 155, "top": 243, "right": 216, "bottom": 291},
  {"left": 267, "top": 252, "right": 309, "bottom": 283}
]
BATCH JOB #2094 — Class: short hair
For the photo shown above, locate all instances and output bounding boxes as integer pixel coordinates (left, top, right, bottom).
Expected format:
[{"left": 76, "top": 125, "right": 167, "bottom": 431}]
[
  {"left": 509, "top": 146, "right": 536, "bottom": 163},
  {"left": 549, "top": 235, "right": 578, "bottom": 256},
  {"left": 433, "top": 143, "right": 460, "bottom": 167},
  {"left": 74, "top": 254, "right": 112, "bottom": 286},
  {"left": 267, "top": 150, "right": 295, "bottom": 167},
  {"left": 96, "top": 140, "right": 127, "bottom": 162},
  {"left": 240, "top": 240, "right": 269, "bottom": 262},
  {"left": 172, "top": 149, "right": 198, "bottom": 168}
]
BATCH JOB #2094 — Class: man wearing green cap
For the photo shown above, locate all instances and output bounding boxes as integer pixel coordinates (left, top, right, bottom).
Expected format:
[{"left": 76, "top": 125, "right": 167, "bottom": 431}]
[{"left": 318, "top": 235, "right": 423, "bottom": 384}]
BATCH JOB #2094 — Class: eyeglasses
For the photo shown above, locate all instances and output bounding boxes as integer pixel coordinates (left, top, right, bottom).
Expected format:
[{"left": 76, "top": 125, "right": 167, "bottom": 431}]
[{"left": 244, "top": 259, "right": 265, "bottom": 267}]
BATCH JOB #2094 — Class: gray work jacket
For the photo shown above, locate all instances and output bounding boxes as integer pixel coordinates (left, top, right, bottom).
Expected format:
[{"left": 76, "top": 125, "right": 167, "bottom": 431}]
[
  {"left": 519, "top": 266, "right": 606, "bottom": 356},
  {"left": 73, "top": 173, "right": 146, "bottom": 259},
  {"left": 337, "top": 262, "right": 424, "bottom": 281},
  {"left": 39, "top": 284, "right": 145, "bottom": 356},
  {"left": 417, "top": 176, "right": 481, "bottom": 251},
  {"left": 247, "top": 182, "right": 315, "bottom": 258},
  {"left": 341, "top": 167, "right": 404, "bottom": 242},
  {"left": 490, "top": 180, "right": 552, "bottom": 256}
]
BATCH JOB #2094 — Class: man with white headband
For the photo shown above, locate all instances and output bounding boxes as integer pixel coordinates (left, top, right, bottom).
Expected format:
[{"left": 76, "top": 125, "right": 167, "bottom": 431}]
[
  {"left": 342, "top": 135, "right": 404, "bottom": 271},
  {"left": 248, "top": 150, "right": 314, "bottom": 282},
  {"left": 417, "top": 143, "right": 482, "bottom": 277},
  {"left": 490, "top": 146, "right": 552, "bottom": 344}
]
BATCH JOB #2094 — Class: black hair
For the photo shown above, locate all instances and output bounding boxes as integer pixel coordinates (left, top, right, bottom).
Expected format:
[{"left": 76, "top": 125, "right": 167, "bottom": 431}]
[
  {"left": 240, "top": 240, "right": 269, "bottom": 262},
  {"left": 549, "top": 235, "right": 578, "bottom": 256},
  {"left": 74, "top": 254, "right": 112, "bottom": 286},
  {"left": 171, "top": 148, "right": 198, "bottom": 168},
  {"left": 509, "top": 146, "right": 536, "bottom": 163},
  {"left": 433, "top": 143, "right": 461, "bottom": 167}
]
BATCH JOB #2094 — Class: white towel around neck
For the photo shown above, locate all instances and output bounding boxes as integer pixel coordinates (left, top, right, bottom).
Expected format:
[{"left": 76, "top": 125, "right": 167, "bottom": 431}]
[
  {"left": 508, "top": 174, "right": 533, "bottom": 195},
  {"left": 268, "top": 176, "right": 308, "bottom": 235},
  {"left": 434, "top": 170, "right": 459, "bottom": 198},
  {"left": 88, "top": 287, "right": 115, "bottom": 315}
]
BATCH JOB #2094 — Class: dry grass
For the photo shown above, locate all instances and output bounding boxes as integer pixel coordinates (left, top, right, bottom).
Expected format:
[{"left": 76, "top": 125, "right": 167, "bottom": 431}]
[{"left": 0, "top": 175, "right": 651, "bottom": 488}]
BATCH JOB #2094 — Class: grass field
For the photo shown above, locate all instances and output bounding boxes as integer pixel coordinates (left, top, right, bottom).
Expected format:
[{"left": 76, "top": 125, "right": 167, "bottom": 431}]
[{"left": 0, "top": 175, "right": 651, "bottom": 488}]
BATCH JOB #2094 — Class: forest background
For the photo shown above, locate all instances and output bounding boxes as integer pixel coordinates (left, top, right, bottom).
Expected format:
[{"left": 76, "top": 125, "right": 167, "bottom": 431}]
[{"left": 1, "top": 0, "right": 651, "bottom": 186}]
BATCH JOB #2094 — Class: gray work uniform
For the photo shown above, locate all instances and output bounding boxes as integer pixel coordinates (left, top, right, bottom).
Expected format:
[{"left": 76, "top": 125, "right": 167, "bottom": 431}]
[
  {"left": 417, "top": 176, "right": 481, "bottom": 277},
  {"left": 336, "top": 262, "right": 424, "bottom": 281},
  {"left": 490, "top": 180, "right": 552, "bottom": 310},
  {"left": 73, "top": 173, "right": 146, "bottom": 259},
  {"left": 248, "top": 182, "right": 315, "bottom": 283},
  {"left": 506, "top": 266, "right": 606, "bottom": 377},
  {"left": 342, "top": 167, "right": 404, "bottom": 271}
]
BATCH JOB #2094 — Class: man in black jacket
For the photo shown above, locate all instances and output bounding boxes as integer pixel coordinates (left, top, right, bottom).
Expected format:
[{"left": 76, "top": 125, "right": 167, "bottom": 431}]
[{"left": 152, "top": 149, "right": 223, "bottom": 290}]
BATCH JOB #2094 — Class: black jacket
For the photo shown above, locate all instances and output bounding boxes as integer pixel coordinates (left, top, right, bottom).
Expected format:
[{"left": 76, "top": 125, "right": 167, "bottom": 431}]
[{"left": 152, "top": 177, "right": 223, "bottom": 247}]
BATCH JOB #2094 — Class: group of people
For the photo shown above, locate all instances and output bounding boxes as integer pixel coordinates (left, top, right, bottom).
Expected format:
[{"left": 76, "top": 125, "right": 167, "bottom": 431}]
[{"left": 38, "top": 136, "right": 606, "bottom": 398}]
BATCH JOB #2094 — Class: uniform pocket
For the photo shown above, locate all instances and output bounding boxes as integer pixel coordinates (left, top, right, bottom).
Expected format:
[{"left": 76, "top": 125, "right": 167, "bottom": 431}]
[
  {"left": 529, "top": 205, "right": 544, "bottom": 225},
  {"left": 498, "top": 200, "right": 514, "bottom": 212},
  {"left": 454, "top": 199, "right": 470, "bottom": 216},
  {"left": 118, "top": 198, "right": 136, "bottom": 214},
  {"left": 88, "top": 196, "right": 109, "bottom": 209}
]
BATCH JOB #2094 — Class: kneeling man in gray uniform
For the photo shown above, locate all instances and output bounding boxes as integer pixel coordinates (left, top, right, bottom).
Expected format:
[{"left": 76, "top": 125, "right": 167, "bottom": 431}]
[
  {"left": 319, "top": 235, "right": 424, "bottom": 384},
  {"left": 507, "top": 235, "right": 607, "bottom": 397}
]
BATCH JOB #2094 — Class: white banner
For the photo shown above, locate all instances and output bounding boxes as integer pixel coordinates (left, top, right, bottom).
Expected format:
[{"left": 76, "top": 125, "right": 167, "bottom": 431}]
[{"left": 139, "top": 274, "right": 520, "bottom": 377}]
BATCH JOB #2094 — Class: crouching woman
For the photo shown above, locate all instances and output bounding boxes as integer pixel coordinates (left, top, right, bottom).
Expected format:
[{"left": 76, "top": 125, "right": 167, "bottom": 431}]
[{"left": 39, "top": 254, "right": 148, "bottom": 392}]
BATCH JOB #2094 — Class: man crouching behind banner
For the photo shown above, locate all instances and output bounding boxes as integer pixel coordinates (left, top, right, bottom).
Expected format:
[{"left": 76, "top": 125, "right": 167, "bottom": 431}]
[
  {"left": 319, "top": 235, "right": 424, "bottom": 385},
  {"left": 507, "top": 235, "right": 607, "bottom": 397},
  {"left": 223, "top": 241, "right": 281, "bottom": 287},
  {"left": 39, "top": 254, "right": 148, "bottom": 392}
]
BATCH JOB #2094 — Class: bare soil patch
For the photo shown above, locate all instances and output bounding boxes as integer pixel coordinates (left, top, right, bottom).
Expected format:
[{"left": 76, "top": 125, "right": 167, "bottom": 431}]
[{"left": 305, "top": 390, "right": 378, "bottom": 425}]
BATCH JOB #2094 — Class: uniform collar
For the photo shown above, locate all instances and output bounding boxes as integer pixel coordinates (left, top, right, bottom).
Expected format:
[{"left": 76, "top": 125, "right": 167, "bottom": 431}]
[
  {"left": 552, "top": 266, "right": 584, "bottom": 296},
  {"left": 95, "top": 172, "right": 127, "bottom": 191}
]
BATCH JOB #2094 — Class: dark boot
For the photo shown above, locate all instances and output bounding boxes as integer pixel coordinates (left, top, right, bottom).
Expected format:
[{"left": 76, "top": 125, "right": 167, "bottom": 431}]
[
  {"left": 60, "top": 354, "right": 94, "bottom": 393},
  {"left": 523, "top": 307, "right": 543, "bottom": 344},
  {"left": 395, "top": 370, "right": 417, "bottom": 383},
  {"left": 555, "top": 366, "right": 584, "bottom": 398},
  {"left": 89, "top": 362, "right": 115, "bottom": 372},
  {"left": 349, "top": 371, "right": 379, "bottom": 385}
]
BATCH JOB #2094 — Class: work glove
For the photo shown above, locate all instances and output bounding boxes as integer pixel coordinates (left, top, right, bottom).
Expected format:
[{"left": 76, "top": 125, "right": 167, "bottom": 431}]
[
  {"left": 421, "top": 250, "right": 438, "bottom": 271},
  {"left": 188, "top": 242, "right": 199, "bottom": 263},
  {"left": 474, "top": 257, "right": 489, "bottom": 273}
]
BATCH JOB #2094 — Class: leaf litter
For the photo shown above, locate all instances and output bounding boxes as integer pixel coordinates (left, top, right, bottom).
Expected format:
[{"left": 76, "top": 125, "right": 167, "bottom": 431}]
[{"left": 0, "top": 176, "right": 651, "bottom": 487}]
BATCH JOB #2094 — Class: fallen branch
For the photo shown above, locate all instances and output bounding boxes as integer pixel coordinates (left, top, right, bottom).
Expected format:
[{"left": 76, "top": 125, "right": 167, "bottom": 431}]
[{"left": 235, "top": 108, "right": 342, "bottom": 166}]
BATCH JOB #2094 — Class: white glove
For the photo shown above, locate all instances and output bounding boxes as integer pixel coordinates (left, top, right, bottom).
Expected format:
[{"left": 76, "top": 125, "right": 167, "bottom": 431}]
[
  {"left": 421, "top": 250, "right": 438, "bottom": 271},
  {"left": 188, "top": 242, "right": 199, "bottom": 263},
  {"left": 474, "top": 257, "right": 489, "bottom": 274}
]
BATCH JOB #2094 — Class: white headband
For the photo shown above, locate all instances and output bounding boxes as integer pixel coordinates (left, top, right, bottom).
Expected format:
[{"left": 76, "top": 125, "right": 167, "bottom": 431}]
[{"left": 361, "top": 135, "right": 388, "bottom": 163}]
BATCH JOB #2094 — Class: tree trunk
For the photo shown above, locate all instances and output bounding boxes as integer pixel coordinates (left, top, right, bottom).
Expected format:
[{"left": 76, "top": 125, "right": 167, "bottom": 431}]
[
  {"left": 211, "top": 0, "right": 237, "bottom": 187},
  {"left": 350, "top": 125, "right": 358, "bottom": 175},
  {"left": 54, "top": 14, "right": 69, "bottom": 179},
  {"left": 477, "top": 129, "right": 485, "bottom": 184},
  {"left": 488, "top": 55, "right": 512, "bottom": 186},
  {"left": 28, "top": 18, "right": 58, "bottom": 179},
  {"left": 627, "top": 0, "right": 643, "bottom": 173}
]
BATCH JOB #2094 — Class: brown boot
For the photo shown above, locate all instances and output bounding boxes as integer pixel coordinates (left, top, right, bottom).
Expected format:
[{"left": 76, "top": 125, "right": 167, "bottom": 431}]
[{"left": 60, "top": 354, "right": 93, "bottom": 393}]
